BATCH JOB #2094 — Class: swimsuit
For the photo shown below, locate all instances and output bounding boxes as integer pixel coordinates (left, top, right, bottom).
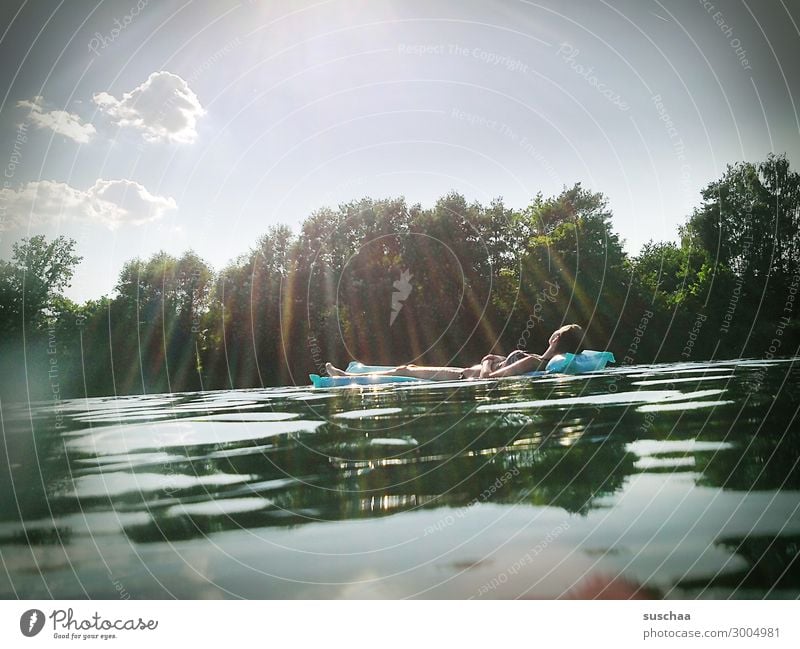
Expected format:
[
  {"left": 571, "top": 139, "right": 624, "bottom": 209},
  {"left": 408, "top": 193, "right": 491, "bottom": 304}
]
[
  {"left": 459, "top": 350, "right": 531, "bottom": 379},
  {"left": 502, "top": 349, "right": 529, "bottom": 367}
]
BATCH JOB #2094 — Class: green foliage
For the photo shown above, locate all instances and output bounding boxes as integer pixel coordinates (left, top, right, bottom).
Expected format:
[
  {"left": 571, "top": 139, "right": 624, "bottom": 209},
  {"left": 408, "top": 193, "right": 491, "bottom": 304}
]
[
  {"left": 683, "top": 154, "right": 800, "bottom": 279},
  {"left": 3, "top": 155, "right": 798, "bottom": 399},
  {"left": 679, "top": 153, "right": 800, "bottom": 356},
  {"left": 0, "top": 235, "right": 81, "bottom": 335}
]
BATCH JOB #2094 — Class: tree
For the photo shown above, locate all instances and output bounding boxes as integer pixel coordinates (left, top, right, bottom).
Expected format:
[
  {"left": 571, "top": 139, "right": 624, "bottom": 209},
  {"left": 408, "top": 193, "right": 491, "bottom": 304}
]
[
  {"left": 681, "top": 154, "right": 800, "bottom": 355},
  {"left": 97, "top": 249, "right": 215, "bottom": 394},
  {"left": 0, "top": 236, "right": 82, "bottom": 400},
  {"left": 5, "top": 156, "right": 798, "bottom": 398},
  {"left": 504, "top": 184, "right": 631, "bottom": 353},
  {"left": 684, "top": 154, "right": 800, "bottom": 282},
  {"left": 0, "top": 235, "right": 81, "bottom": 335}
]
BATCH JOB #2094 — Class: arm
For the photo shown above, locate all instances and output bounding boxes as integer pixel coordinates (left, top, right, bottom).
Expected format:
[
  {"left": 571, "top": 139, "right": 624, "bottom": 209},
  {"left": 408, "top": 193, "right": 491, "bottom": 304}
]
[
  {"left": 488, "top": 354, "right": 544, "bottom": 378},
  {"left": 479, "top": 359, "right": 495, "bottom": 378},
  {"left": 463, "top": 359, "right": 502, "bottom": 379}
]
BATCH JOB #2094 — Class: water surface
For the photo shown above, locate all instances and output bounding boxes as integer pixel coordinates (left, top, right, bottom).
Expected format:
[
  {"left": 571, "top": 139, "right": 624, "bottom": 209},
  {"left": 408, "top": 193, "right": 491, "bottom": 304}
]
[{"left": 1, "top": 359, "right": 798, "bottom": 598}]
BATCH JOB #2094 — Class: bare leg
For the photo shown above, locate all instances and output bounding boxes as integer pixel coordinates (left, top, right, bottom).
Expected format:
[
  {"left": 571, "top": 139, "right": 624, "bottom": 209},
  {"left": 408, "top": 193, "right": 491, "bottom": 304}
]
[
  {"left": 326, "top": 362, "right": 401, "bottom": 377},
  {"left": 393, "top": 365, "right": 465, "bottom": 380},
  {"left": 325, "top": 362, "right": 465, "bottom": 381},
  {"left": 325, "top": 363, "right": 348, "bottom": 376},
  {"left": 460, "top": 364, "right": 483, "bottom": 379}
]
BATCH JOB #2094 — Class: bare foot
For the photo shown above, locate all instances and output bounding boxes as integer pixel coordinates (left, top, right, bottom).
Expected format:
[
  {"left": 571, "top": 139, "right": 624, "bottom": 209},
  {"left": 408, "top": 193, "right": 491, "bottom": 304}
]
[{"left": 325, "top": 362, "right": 346, "bottom": 377}]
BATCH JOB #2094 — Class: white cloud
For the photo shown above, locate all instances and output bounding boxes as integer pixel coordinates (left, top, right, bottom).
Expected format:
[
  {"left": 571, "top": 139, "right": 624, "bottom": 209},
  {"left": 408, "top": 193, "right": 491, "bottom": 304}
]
[
  {"left": 17, "top": 96, "right": 96, "bottom": 143},
  {"left": 93, "top": 71, "right": 205, "bottom": 144},
  {"left": 0, "top": 179, "right": 177, "bottom": 231}
]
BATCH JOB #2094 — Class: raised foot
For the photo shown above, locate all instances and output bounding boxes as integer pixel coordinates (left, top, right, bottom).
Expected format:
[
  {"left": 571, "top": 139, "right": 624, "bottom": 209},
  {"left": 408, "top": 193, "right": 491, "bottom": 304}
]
[{"left": 325, "top": 362, "right": 346, "bottom": 377}]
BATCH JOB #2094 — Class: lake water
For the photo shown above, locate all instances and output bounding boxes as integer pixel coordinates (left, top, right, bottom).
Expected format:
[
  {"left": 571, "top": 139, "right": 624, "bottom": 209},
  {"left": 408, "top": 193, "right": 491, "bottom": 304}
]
[{"left": 1, "top": 358, "right": 798, "bottom": 599}]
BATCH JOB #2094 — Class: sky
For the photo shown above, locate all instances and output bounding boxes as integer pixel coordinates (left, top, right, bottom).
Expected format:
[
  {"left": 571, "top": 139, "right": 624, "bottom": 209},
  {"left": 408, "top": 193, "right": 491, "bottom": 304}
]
[{"left": 0, "top": 0, "right": 798, "bottom": 303}]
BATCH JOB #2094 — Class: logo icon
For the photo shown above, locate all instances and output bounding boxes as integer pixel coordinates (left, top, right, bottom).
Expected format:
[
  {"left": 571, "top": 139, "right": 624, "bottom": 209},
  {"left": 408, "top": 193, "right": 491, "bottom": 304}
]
[
  {"left": 390, "top": 268, "right": 413, "bottom": 326},
  {"left": 20, "top": 609, "right": 45, "bottom": 637}
]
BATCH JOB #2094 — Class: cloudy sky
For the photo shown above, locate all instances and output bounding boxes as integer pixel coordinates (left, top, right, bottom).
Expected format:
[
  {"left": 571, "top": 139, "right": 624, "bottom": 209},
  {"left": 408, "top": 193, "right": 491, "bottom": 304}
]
[{"left": 0, "top": 0, "right": 798, "bottom": 302}]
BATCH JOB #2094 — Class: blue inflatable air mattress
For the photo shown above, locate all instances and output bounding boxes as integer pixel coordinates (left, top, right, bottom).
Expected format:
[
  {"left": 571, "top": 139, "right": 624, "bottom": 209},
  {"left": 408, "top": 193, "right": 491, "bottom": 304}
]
[{"left": 309, "top": 350, "right": 615, "bottom": 388}]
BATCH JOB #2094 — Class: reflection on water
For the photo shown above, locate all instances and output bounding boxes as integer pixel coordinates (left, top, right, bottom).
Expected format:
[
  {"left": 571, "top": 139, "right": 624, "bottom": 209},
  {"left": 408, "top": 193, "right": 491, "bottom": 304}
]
[{"left": 1, "top": 359, "right": 798, "bottom": 598}]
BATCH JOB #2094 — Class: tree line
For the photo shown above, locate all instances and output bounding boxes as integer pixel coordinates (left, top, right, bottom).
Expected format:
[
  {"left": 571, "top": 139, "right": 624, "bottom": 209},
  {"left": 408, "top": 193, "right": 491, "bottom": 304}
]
[{"left": 1, "top": 153, "right": 798, "bottom": 400}]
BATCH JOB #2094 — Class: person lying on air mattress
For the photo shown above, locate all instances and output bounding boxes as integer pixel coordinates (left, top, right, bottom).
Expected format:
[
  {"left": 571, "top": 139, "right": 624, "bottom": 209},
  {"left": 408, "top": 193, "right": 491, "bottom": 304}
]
[{"left": 325, "top": 323, "right": 585, "bottom": 381}]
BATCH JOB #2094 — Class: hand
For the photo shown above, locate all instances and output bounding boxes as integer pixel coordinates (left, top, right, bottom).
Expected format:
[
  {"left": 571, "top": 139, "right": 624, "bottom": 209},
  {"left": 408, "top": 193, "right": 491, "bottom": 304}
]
[
  {"left": 461, "top": 366, "right": 481, "bottom": 378},
  {"left": 481, "top": 354, "right": 505, "bottom": 362}
]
